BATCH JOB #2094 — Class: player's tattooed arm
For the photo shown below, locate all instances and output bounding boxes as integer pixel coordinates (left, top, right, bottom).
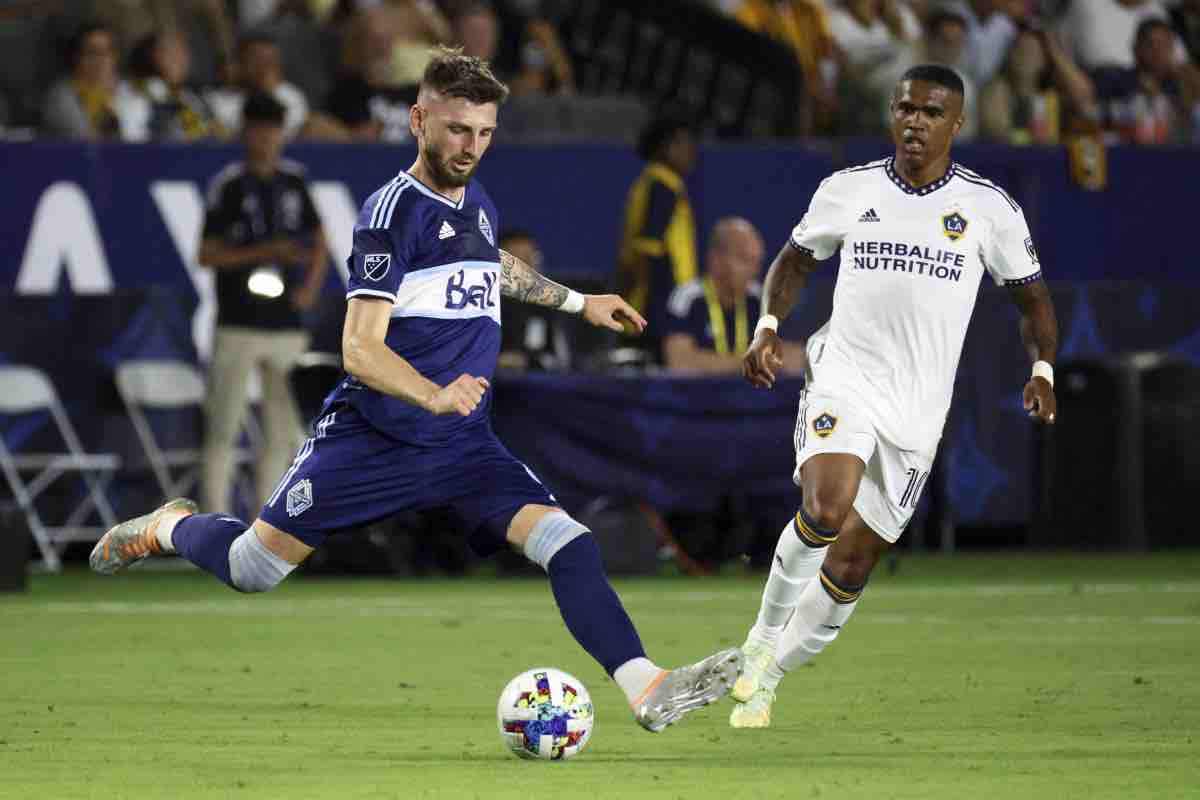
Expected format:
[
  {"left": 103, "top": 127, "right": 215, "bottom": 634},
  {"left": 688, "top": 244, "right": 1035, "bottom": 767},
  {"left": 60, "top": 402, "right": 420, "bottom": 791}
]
[
  {"left": 761, "top": 241, "right": 822, "bottom": 320},
  {"left": 744, "top": 242, "right": 822, "bottom": 389},
  {"left": 1009, "top": 278, "right": 1059, "bottom": 423},
  {"left": 498, "top": 248, "right": 569, "bottom": 307}
]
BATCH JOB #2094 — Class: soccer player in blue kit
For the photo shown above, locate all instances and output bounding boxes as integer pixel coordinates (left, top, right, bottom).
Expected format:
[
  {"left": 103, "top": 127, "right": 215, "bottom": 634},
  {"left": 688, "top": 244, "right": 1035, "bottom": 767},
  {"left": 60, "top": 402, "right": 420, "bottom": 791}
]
[{"left": 91, "top": 48, "right": 741, "bottom": 732}]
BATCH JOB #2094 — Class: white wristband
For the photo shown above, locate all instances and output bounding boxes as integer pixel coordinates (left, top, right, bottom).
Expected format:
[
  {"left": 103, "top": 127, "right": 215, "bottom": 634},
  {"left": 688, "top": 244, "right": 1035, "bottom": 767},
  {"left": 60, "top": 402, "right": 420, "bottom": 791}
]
[
  {"left": 754, "top": 314, "right": 779, "bottom": 337},
  {"left": 1031, "top": 360, "right": 1054, "bottom": 387},
  {"left": 560, "top": 289, "right": 585, "bottom": 314}
]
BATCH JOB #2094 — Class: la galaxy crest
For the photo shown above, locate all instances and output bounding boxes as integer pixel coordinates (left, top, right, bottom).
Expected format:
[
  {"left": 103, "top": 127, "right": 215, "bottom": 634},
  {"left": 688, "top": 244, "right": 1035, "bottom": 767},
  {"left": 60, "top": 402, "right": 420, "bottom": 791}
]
[
  {"left": 941, "top": 211, "right": 968, "bottom": 241},
  {"left": 813, "top": 412, "right": 837, "bottom": 438}
]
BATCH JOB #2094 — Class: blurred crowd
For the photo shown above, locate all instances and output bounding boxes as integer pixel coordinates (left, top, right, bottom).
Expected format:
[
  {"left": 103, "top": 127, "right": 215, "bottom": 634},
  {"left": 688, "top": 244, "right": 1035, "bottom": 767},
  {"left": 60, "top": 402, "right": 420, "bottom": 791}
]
[{"left": 1, "top": 0, "right": 1197, "bottom": 146}]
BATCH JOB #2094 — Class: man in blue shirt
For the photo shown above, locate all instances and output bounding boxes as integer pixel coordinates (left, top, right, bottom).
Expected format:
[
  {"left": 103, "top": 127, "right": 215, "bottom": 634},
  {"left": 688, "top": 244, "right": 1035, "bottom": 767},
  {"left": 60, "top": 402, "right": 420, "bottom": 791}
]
[{"left": 91, "top": 47, "right": 741, "bottom": 733}]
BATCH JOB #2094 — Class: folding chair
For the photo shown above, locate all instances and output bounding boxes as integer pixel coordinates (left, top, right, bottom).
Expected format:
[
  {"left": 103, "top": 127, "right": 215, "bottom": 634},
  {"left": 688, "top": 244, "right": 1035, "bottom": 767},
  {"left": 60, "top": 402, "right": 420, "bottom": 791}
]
[
  {"left": 0, "top": 365, "right": 120, "bottom": 571},
  {"left": 114, "top": 359, "right": 256, "bottom": 513}
]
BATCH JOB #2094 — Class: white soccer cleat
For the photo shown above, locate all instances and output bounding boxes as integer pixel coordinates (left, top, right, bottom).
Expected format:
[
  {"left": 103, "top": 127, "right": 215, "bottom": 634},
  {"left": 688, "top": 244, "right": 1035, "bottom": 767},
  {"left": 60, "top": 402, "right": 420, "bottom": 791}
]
[
  {"left": 633, "top": 648, "right": 743, "bottom": 733},
  {"left": 729, "top": 687, "right": 775, "bottom": 729},
  {"left": 731, "top": 639, "right": 774, "bottom": 703},
  {"left": 89, "top": 498, "right": 197, "bottom": 574}
]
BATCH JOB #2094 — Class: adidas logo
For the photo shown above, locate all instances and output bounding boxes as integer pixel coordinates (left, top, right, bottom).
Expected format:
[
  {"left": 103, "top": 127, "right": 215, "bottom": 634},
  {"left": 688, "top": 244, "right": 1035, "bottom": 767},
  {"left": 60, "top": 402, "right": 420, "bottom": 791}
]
[
  {"left": 858, "top": 208, "right": 880, "bottom": 222},
  {"left": 438, "top": 220, "right": 456, "bottom": 240}
]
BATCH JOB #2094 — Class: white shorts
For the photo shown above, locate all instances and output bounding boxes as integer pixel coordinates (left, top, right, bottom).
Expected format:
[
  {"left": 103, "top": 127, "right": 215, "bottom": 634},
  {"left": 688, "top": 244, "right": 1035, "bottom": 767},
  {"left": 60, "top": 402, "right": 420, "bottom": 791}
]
[{"left": 792, "top": 388, "right": 934, "bottom": 543}]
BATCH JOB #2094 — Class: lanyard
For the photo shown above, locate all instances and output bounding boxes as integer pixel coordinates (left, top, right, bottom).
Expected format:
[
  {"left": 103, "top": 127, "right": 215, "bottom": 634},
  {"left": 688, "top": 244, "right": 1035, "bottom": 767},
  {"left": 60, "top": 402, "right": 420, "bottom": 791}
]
[{"left": 703, "top": 277, "right": 748, "bottom": 355}]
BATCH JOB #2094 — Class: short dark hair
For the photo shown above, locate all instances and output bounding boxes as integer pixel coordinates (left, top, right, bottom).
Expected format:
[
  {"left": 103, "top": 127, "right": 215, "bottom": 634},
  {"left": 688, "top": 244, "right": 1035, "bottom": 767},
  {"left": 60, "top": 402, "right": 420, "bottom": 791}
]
[
  {"left": 421, "top": 45, "right": 509, "bottom": 105},
  {"left": 1135, "top": 17, "right": 1173, "bottom": 47},
  {"left": 636, "top": 110, "right": 697, "bottom": 162},
  {"left": 242, "top": 91, "right": 287, "bottom": 127},
  {"left": 898, "top": 64, "right": 965, "bottom": 97}
]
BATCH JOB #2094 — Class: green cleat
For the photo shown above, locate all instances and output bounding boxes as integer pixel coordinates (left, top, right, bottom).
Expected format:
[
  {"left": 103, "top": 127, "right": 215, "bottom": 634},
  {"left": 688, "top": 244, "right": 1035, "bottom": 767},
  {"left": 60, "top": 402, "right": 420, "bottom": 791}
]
[
  {"left": 729, "top": 687, "right": 775, "bottom": 729},
  {"left": 731, "top": 639, "right": 775, "bottom": 703},
  {"left": 89, "top": 498, "right": 197, "bottom": 575},
  {"left": 633, "top": 648, "right": 743, "bottom": 733}
]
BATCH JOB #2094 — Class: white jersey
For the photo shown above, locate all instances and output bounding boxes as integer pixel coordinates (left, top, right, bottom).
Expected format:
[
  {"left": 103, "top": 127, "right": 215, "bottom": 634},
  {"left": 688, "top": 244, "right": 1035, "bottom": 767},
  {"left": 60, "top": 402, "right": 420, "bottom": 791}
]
[{"left": 790, "top": 157, "right": 1041, "bottom": 453}]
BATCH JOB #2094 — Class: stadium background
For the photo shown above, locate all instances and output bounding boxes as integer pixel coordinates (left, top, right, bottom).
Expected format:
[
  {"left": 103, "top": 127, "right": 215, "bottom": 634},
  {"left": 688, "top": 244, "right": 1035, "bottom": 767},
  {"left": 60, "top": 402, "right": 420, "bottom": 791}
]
[{"left": 0, "top": 3, "right": 1198, "bottom": 797}]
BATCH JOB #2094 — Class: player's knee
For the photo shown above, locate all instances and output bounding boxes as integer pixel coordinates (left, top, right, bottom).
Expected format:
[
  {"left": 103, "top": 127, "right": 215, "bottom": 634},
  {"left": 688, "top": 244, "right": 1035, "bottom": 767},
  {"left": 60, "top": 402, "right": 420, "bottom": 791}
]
[
  {"left": 821, "top": 551, "right": 874, "bottom": 590},
  {"left": 803, "top": 491, "right": 852, "bottom": 534},
  {"left": 523, "top": 511, "right": 589, "bottom": 571},
  {"left": 228, "top": 529, "right": 296, "bottom": 593}
]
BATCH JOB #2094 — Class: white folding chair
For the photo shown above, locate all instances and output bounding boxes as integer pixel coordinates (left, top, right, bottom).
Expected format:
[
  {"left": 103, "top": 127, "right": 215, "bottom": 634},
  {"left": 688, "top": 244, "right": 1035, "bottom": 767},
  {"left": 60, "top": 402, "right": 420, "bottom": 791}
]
[
  {"left": 0, "top": 365, "right": 120, "bottom": 571},
  {"left": 114, "top": 359, "right": 256, "bottom": 512}
]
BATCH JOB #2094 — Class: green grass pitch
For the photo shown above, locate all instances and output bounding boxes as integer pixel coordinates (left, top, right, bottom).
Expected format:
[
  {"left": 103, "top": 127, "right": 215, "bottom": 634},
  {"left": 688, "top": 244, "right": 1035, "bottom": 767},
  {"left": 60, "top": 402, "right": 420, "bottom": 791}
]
[{"left": 1, "top": 552, "right": 1198, "bottom": 799}]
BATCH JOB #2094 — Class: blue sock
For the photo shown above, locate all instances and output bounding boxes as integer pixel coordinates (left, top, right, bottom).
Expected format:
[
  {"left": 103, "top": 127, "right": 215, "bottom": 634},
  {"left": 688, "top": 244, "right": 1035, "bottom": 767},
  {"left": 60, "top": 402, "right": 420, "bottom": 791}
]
[
  {"left": 546, "top": 535, "right": 647, "bottom": 676},
  {"left": 172, "top": 514, "right": 245, "bottom": 589}
]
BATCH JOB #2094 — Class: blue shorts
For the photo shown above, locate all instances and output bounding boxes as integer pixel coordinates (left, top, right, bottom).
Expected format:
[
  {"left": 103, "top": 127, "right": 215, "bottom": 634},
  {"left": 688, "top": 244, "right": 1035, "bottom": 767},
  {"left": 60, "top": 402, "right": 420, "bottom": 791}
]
[{"left": 258, "top": 404, "right": 557, "bottom": 554}]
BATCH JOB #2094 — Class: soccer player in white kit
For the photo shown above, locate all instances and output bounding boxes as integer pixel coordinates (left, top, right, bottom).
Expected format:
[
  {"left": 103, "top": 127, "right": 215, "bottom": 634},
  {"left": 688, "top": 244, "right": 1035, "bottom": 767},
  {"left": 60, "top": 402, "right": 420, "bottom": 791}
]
[{"left": 728, "top": 64, "right": 1059, "bottom": 728}]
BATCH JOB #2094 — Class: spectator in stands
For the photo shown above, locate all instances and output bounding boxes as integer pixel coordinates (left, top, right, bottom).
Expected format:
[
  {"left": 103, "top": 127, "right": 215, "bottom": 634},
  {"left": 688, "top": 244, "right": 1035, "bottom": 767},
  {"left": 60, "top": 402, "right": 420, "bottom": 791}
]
[
  {"left": 1056, "top": 0, "right": 1171, "bottom": 71},
  {"left": 507, "top": 17, "right": 576, "bottom": 96},
  {"left": 979, "top": 25, "right": 1098, "bottom": 144},
  {"left": 197, "top": 92, "right": 328, "bottom": 513},
  {"left": 1092, "top": 18, "right": 1200, "bottom": 144},
  {"left": 41, "top": 21, "right": 150, "bottom": 141},
  {"left": 662, "top": 217, "right": 806, "bottom": 375},
  {"left": 497, "top": 230, "right": 572, "bottom": 372},
  {"left": 618, "top": 112, "right": 700, "bottom": 357},
  {"left": 325, "top": 4, "right": 417, "bottom": 142},
  {"left": 729, "top": 0, "right": 838, "bottom": 132},
  {"left": 941, "top": 0, "right": 1026, "bottom": 84},
  {"left": 1170, "top": 0, "right": 1200, "bottom": 65},
  {"left": 207, "top": 31, "right": 348, "bottom": 141},
  {"left": 828, "top": 0, "right": 923, "bottom": 133},
  {"left": 128, "top": 29, "right": 227, "bottom": 140},
  {"left": 451, "top": 1, "right": 502, "bottom": 63}
]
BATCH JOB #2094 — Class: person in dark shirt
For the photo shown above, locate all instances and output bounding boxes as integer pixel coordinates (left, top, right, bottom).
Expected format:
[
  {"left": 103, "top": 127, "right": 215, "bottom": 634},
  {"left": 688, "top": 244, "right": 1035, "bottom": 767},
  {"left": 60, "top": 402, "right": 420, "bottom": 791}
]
[
  {"left": 662, "top": 217, "right": 806, "bottom": 375},
  {"left": 1091, "top": 18, "right": 1200, "bottom": 145},
  {"left": 197, "top": 91, "right": 328, "bottom": 513},
  {"left": 618, "top": 112, "right": 700, "bottom": 355}
]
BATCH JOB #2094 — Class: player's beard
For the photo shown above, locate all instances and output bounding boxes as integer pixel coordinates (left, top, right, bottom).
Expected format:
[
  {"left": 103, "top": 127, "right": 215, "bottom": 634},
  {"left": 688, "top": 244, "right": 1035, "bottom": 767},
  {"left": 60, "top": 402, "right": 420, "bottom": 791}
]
[{"left": 422, "top": 141, "right": 477, "bottom": 190}]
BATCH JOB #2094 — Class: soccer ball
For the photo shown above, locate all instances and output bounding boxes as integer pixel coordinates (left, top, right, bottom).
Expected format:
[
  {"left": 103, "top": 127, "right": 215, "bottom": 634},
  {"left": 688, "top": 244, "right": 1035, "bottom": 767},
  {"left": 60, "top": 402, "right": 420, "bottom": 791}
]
[{"left": 496, "top": 667, "right": 595, "bottom": 760}]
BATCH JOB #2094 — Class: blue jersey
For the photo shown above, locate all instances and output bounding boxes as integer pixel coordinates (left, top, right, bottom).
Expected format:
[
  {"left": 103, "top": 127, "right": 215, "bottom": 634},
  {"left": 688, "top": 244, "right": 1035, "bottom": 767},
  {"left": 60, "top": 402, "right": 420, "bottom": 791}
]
[{"left": 324, "top": 170, "right": 502, "bottom": 445}]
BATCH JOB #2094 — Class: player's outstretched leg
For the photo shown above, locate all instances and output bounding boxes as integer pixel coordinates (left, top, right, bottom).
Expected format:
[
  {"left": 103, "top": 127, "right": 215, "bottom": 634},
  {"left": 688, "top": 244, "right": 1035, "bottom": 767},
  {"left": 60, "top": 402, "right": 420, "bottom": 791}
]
[
  {"left": 90, "top": 502, "right": 298, "bottom": 593},
  {"left": 513, "top": 505, "right": 743, "bottom": 732}
]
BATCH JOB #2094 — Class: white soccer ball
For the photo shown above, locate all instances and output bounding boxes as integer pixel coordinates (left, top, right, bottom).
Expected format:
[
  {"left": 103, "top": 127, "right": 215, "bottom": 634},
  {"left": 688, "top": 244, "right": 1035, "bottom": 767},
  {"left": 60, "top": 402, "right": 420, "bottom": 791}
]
[{"left": 496, "top": 667, "right": 595, "bottom": 761}]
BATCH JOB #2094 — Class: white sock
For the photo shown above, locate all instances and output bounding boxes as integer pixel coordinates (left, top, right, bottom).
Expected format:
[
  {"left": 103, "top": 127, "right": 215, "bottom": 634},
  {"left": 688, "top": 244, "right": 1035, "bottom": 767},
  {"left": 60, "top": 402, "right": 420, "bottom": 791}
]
[
  {"left": 153, "top": 511, "right": 191, "bottom": 554},
  {"left": 613, "top": 657, "right": 666, "bottom": 706},
  {"left": 746, "top": 515, "right": 833, "bottom": 647},
  {"left": 770, "top": 571, "right": 861, "bottom": 684}
]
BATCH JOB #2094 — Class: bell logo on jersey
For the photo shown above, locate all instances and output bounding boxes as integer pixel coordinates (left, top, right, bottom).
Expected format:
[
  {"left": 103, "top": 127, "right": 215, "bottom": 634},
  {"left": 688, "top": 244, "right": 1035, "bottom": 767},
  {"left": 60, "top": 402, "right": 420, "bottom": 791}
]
[
  {"left": 941, "top": 212, "right": 968, "bottom": 241},
  {"left": 813, "top": 412, "right": 837, "bottom": 438},
  {"left": 478, "top": 208, "right": 494, "bottom": 246},
  {"left": 286, "top": 478, "right": 313, "bottom": 517},
  {"left": 363, "top": 253, "right": 391, "bottom": 281},
  {"left": 445, "top": 269, "right": 497, "bottom": 310}
]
